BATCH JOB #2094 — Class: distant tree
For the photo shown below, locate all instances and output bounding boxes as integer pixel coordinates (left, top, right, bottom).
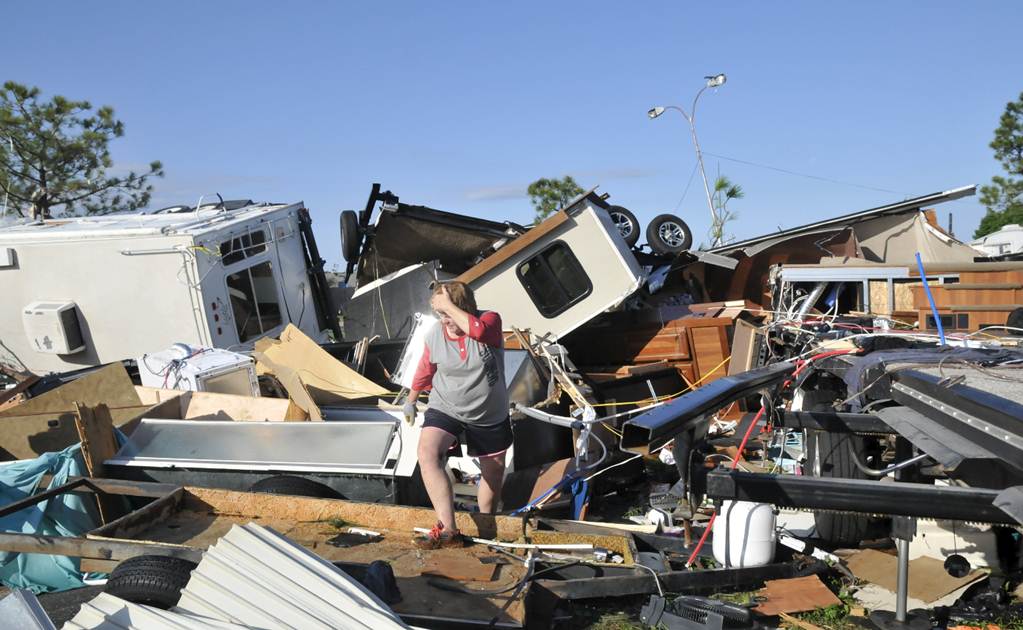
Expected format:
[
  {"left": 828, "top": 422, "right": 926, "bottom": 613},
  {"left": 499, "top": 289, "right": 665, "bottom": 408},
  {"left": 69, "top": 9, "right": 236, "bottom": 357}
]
[
  {"left": 975, "top": 91, "right": 1023, "bottom": 239},
  {"left": 709, "top": 174, "right": 743, "bottom": 246},
  {"left": 527, "top": 175, "right": 584, "bottom": 222},
  {"left": 0, "top": 81, "right": 163, "bottom": 219}
]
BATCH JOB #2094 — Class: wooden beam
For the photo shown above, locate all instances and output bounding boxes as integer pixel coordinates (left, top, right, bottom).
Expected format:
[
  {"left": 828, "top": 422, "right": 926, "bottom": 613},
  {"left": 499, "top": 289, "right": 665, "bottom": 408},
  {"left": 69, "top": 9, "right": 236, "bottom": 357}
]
[
  {"left": 74, "top": 403, "right": 122, "bottom": 524},
  {"left": 0, "top": 531, "right": 202, "bottom": 563}
]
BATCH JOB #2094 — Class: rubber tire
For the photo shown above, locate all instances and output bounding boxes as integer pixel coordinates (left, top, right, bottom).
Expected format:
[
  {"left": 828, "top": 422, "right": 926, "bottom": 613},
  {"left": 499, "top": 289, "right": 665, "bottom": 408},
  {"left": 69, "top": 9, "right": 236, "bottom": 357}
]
[
  {"left": 805, "top": 429, "right": 873, "bottom": 546},
  {"left": 1007, "top": 307, "right": 1023, "bottom": 335},
  {"left": 104, "top": 555, "right": 197, "bottom": 609},
  {"left": 340, "top": 210, "right": 361, "bottom": 262},
  {"left": 646, "top": 214, "right": 693, "bottom": 255},
  {"left": 607, "top": 205, "right": 640, "bottom": 248},
  {"left": 249, "top": 475, "right": 346, "bottom": 500}
]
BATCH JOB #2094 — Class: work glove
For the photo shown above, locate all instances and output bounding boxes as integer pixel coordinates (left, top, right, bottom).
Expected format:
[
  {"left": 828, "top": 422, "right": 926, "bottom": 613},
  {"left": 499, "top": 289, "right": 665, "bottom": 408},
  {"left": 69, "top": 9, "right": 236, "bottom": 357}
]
[{"left": 403, "top": 400, "right": 417, "bottom": 425}]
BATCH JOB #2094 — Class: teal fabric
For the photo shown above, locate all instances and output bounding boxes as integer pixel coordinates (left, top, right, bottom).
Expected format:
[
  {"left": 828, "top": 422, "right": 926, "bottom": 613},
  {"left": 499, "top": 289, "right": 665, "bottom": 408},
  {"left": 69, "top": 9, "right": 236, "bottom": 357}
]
[{"left": 0, "top": 444, "right": 99, "bottom": 593}]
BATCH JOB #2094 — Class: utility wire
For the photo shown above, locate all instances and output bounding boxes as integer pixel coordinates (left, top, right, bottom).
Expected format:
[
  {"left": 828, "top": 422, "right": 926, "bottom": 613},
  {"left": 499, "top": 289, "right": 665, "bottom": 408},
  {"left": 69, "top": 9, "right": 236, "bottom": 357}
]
[
  {"left": 702, "top": 151, "right": 907, "bottom": 196},
  {"left": 673, "top": 162, "right": 700, "bottom": 213}
]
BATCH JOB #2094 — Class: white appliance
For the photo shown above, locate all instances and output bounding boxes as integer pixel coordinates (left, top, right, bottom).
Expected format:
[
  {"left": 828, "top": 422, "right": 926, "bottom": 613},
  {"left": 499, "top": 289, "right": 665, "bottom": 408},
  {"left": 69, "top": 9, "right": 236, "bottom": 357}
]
[
  {"left": 138, "top": 343, "right": 259, "bottom": 397},
  {"left": 22, "top": 301, "right": 86, "bottom": 354}
]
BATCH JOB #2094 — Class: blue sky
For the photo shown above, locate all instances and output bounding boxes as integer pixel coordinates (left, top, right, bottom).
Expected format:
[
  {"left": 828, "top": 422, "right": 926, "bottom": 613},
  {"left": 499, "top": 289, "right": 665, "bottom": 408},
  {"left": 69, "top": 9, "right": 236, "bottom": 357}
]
[{"left": 4, "top": 2, "right": 1022, "bottom": 269}]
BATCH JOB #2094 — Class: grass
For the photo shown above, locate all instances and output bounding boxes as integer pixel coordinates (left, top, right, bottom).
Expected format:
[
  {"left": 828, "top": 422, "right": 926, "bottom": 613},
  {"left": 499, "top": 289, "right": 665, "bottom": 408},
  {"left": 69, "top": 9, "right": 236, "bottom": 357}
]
[
  {"left": 325, "top": 517, "right": 349, "bottom": 529},
  {"left": 555, "top": 596, "right": 647, "bottom": 629}
]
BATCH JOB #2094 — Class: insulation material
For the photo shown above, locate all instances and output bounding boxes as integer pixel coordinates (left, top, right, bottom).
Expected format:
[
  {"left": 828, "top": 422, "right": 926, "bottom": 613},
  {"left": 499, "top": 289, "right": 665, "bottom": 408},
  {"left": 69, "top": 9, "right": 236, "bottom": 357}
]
[
  {"left": 173, "top": 523, "right": 409, "bottom": 629},
  {"left": 854, "top": 212, "right": 981, "bottom": 265},
  {"left": 253, "top": 324, "right": 389, "bottom": 419}
]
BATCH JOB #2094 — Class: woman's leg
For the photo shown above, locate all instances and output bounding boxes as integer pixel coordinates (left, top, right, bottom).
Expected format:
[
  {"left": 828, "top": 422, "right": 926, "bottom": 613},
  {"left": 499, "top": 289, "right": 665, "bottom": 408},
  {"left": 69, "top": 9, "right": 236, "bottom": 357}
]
[
  {"left": 417, "top": 426, "right": 458, "bottom": 531},
  {"left": 477, "top": 452, "right": 507, "bottom": 514}
]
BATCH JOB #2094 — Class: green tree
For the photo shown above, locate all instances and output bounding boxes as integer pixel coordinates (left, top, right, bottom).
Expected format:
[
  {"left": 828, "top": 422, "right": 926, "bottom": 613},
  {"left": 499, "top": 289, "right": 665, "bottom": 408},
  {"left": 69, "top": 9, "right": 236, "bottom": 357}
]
[
  {"left": 709, "top": 174, "right": 743, "bottom": 246},
  {"left": 526, "top": 175, "right": 584, "bottom": 222},
  {"left": 0, "top": 81, "right": 163, "bottom": 219},
  {"left": 975, "top": 91, "right": 1023, "bottom": 239}
]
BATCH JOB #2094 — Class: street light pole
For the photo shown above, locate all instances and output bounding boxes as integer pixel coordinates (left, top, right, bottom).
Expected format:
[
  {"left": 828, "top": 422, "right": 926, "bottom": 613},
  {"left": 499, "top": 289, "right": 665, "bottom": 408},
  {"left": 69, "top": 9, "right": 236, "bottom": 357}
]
[{"left": 649, "top": 73, "right": 727, "bottom": 245}]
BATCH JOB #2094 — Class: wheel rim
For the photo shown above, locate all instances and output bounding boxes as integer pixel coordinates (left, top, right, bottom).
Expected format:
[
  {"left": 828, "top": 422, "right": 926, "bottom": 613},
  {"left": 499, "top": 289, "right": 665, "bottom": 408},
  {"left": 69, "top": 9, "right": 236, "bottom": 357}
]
[
  {"left": 657, "top": 221, "right": 688, "bottom": 247},
  {"left": 610, "top": 212, "right": 633, "bottom": 238}
]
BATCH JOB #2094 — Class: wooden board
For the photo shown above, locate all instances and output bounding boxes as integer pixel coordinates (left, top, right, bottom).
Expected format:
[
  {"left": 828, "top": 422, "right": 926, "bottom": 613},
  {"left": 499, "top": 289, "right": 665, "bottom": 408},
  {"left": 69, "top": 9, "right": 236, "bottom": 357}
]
[
  {"left": 0, "top": 363, "right": 145, "bottom": 461},
  {"left": 422, "top": 552, "right": 497, "bottom": 581},
  {"left": 755, "top": 574, "right": 841, "bottom": 616}
]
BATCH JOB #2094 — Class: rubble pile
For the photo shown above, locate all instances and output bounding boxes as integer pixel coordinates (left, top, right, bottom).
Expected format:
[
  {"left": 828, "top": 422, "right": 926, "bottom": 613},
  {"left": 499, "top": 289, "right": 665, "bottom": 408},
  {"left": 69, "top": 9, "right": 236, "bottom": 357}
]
[{"left": 0, "top": 183, "right": 1021, "bottom": 628}]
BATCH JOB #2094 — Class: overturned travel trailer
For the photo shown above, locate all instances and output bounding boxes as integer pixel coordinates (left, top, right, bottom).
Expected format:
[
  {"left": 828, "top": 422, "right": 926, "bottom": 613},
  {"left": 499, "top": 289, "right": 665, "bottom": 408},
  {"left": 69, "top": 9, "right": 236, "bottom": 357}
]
[{"left": 0, "top": 200, "right": 339, "bottom": 376}]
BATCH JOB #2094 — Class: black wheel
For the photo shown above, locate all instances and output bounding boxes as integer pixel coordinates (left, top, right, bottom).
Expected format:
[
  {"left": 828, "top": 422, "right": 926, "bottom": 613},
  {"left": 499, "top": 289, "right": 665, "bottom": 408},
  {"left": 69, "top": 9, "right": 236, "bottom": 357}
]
[
  {"left": 607, "top": 205, "right": 640, "bottom": 248},
  {"left": 804, "top": 426, "right": 874, "bottom": 546},
  {"left": 646, "top": 214, "right": 693, "bottom": 255},
  {"left": 1007, "top": 307, "right": 1023, "bottom": 335},
  {"left": 249, "top": 475, "right": 346, "bottom": 499},
  {"left": 340, "top": 210, "right": 361, "bottom": 262},
  {"left": 104, "top": 555, "right": 197, "bottom": 609}
]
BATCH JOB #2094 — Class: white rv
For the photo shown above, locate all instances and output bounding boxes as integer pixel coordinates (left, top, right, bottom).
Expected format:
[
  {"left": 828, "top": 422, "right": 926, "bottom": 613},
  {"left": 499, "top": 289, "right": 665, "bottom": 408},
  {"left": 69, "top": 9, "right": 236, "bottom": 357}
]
[{"left": 0, "top": 201, "right": 338, "bottom": 376}]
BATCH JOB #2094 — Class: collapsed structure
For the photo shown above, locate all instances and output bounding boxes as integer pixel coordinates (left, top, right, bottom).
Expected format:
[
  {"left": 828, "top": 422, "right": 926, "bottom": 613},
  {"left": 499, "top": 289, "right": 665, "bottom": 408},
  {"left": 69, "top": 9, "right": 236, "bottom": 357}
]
[{"left": 1, "top": 182, "right": 1022, "bottom": 628}]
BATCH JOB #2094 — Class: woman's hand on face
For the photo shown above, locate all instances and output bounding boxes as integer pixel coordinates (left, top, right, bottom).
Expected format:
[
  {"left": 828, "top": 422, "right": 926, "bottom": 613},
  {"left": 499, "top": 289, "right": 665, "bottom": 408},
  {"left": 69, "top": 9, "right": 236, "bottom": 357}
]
[{"left": 431, "top": 286, "right": 454, "bottom": 313}]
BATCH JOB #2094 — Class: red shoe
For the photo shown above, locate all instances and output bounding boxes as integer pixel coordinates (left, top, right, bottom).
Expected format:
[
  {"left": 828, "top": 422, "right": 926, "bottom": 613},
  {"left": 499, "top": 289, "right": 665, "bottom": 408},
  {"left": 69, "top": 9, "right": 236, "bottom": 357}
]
[{"left": 414, "top": 521, "right": 467, "bottom": 550}]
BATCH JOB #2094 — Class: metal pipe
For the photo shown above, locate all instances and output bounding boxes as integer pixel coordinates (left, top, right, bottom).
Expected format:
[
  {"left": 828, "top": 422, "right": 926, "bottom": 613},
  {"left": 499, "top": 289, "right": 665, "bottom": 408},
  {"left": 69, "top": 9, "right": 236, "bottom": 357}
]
[
  {"left": 795, "top": 282, "right": 828, "bottom": 321},
  {"left": 896, "top": 537, "right": 910, "bottom": 622},
  {"left": 847, "top": 445, "right": 930, "bottom": 477}
]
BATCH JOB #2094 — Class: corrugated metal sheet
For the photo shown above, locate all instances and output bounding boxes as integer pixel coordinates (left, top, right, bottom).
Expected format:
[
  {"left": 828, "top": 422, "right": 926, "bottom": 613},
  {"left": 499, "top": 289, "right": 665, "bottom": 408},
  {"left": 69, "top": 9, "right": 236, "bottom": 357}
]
[
  {"left": 65, "top": 523, "right": 410, "bottom": 630},
  {"left": 173, "top": 523, "right": 409, "bottom": 630},
  {"left": 63, "top": 592, "right": 248, "bottom": 629}
]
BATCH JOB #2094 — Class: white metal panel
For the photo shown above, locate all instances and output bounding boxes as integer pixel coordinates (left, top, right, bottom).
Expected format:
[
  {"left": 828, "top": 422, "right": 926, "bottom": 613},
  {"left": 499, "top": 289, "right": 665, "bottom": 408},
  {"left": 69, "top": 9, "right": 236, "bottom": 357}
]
[
  {"left": 470, "top": 204, "right": 645, "bottom": 340},
  {"left": 63, "top": 592, "right": 249, "bottom": 630},
  {"left": 173, "top": 523, "right": 409, "bottom": 630}
]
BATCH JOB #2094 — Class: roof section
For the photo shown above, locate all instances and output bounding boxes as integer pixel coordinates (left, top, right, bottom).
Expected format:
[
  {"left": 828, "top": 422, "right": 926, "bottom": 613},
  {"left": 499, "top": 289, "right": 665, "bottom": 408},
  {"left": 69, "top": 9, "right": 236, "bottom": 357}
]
[
  {"left": 0, "top": 202, "right": 301, "bottom": 243},
  {"left": 709, "top": 185, "right": 976, "bottom": 256}
]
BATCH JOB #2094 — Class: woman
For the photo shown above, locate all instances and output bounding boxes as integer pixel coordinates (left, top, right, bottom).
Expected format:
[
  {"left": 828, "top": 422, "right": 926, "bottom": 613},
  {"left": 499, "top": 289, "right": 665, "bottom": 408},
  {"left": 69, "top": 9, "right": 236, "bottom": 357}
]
[{"left": 405, "top": 281, "right": 511, "bottom": 549}]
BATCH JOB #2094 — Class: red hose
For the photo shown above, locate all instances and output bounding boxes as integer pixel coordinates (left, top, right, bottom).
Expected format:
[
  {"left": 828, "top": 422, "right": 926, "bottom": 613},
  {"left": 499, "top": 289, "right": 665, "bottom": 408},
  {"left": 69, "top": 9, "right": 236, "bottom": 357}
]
[{"left": 683, "top": 348, "right": 856, "bottom": 567}]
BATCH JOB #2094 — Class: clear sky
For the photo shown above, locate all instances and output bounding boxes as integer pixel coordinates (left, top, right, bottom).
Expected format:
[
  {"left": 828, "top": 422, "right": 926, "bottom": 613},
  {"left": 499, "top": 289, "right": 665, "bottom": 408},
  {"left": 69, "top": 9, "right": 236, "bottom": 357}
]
[{"left": 4, "top": 2, "right": 1021, "bottom": 270}]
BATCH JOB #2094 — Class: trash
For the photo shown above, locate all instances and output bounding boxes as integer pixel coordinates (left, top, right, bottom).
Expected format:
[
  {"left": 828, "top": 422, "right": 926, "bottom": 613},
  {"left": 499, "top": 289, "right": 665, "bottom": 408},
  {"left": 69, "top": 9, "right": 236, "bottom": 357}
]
[
  {"left": 254, "top": 323, "right": 389, "bottom": 420},
  {"left": 137, "top": 344, "right": 259, "bottom": 397},
  {"left": 754, "top": 574, "right": 842, "bottom": 616},
  {"left": 845, "top": 548, "right": 986, "bottom": 603}
]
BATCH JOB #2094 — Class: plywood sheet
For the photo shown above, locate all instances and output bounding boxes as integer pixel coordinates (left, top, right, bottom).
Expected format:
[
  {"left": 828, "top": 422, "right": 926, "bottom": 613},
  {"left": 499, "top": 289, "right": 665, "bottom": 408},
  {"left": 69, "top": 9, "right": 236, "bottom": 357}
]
[
  {"left": 755, "top": 574, "right": 841, "bottom": 616},
  {"left": 0, "top": 363, "right": 144, "bottom": 460},
  {"left": 422, "top": 552, "right": 497, "bottom": 581}
]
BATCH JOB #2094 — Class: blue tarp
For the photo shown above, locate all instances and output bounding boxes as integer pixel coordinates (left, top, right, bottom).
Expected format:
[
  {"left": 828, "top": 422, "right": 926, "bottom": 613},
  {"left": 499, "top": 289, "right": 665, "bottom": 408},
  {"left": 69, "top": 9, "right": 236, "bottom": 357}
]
[{"left": 0, "top": 444, "right": 99, "bottom": 593}]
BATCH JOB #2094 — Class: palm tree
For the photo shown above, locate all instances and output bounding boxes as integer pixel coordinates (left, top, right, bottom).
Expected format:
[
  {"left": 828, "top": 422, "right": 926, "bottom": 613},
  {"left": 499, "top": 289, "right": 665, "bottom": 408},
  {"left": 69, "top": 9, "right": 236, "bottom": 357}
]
[{"left": 710, "top": 175, "right": 743, "bottom": 246}]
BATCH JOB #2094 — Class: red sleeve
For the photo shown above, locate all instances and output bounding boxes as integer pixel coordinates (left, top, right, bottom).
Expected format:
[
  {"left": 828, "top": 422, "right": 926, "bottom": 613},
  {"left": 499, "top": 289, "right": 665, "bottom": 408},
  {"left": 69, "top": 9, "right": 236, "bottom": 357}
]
[
  {"left": 410, "top": 344, "right": 436, "bottom": 391},
  {"left": 466, "top": 311, "right": 503, "bottom": 347}
]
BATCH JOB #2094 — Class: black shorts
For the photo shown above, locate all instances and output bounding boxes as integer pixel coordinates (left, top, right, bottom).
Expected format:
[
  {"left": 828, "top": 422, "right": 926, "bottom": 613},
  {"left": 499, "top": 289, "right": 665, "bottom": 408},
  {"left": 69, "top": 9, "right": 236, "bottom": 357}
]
[{"left": 423, "top": 408, "right": 513, "bottom": 458}]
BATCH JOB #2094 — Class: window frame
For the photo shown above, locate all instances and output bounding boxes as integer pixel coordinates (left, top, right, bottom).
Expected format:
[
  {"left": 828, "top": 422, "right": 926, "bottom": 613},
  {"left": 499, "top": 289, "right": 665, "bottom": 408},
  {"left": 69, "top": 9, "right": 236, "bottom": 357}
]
[{"left": 515, "top": 240, "right": 593, "bottom": 319}]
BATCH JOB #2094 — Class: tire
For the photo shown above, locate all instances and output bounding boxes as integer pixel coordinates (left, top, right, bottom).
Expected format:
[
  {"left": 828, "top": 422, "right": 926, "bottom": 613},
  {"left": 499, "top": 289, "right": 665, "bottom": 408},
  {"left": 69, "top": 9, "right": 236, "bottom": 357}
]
[
  {"left": 805, "top": 429, "right": 873, "bottom": 546},
  {"left": 1007, "top": 307, "right": 1023, "bottom": 335},
  {"left": 607, "top": 205, "right": 640, "bottom": 248},
  {"left": 646, "top": 214, "right": 693, "bottom": 255},
  {"left": 340, "top": 210, "right": 361, "bottom": 262},
  {"left": 104, "top": 555, "right": 197, "bottom": 609},
  {"left": 249, "top": 475, "right": 346, "bottom": 500}
]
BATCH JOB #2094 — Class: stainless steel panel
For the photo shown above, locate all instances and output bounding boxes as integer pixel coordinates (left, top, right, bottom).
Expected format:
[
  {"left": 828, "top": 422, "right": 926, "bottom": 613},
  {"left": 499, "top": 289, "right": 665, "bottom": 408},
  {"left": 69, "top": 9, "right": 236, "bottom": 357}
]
[{"left": 108, "top": 419, "right": 396, "bottom": 472}]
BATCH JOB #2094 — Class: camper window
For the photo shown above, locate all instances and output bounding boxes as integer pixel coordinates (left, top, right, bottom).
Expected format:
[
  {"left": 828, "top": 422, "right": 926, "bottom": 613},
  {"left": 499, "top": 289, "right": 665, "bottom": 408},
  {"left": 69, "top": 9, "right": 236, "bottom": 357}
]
[
  {"left": 516, "top": 241, "right": 592, "bottom": 318},
  {"left": 220, "top": 229, "right": 268, "bottom": 266},
  {"left": 226, "top": 261, "right": 283, "bottom": 341}
]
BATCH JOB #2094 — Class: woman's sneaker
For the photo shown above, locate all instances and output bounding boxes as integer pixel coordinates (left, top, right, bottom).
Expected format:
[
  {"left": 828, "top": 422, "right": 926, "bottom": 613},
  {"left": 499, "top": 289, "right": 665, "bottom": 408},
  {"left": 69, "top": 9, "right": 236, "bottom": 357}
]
[{"left": 414, "top": 521, "right": 468, "bottom": 550}]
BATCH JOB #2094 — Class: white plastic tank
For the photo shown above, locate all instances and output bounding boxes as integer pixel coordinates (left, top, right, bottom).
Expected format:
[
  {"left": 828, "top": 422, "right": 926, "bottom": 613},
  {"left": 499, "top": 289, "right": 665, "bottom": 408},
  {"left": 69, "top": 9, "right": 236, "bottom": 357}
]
[{"left": 712, "top": 500, "right": 777, "bottom": 567}]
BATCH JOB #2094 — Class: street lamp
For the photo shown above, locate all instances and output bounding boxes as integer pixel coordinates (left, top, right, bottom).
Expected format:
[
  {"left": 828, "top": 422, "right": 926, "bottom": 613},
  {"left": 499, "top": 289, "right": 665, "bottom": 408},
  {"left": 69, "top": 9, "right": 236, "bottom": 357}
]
[{"left": 648, "top": 73, "right": 727, "bottom": 245}]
